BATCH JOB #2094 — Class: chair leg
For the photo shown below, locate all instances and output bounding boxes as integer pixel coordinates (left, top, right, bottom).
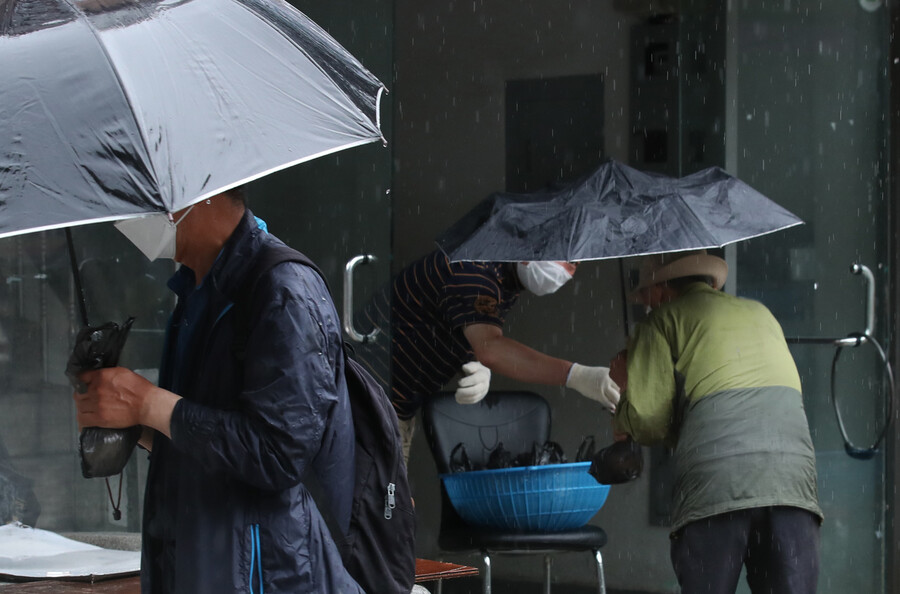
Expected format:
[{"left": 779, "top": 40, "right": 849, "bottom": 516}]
[
  {"left": 594, "top": 549, "right": 606, "bottom": 594},
  {"left": 543, "top": 555, "right": 552, "bottom": 594},
  {"left": 482, "top": 552, "right": 492, "bottom": 594},
  {"left": 435, "top": 578, "right": 443, "bottom": 594}
]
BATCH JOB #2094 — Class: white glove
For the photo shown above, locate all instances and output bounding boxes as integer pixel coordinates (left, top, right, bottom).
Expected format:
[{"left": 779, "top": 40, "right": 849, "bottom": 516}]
[
  {"left": 455, "top": 361, "right": 491, "bottom": 405},
  {"left": 565, "top": 363, "right": 620, "bottom": 412}
]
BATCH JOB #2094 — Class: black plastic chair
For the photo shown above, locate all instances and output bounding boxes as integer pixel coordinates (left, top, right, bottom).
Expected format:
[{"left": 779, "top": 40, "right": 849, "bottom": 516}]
[{"left": 422, "top": 391, "right": 608, "bottom": 594}]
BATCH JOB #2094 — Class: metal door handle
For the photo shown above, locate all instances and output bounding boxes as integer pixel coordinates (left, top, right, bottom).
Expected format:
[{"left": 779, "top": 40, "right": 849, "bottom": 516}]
[
  {"left": 850, "top": 263, "right": 875, "bottom": 339},
  {"left": 343, "top": 255, "right": 380, "bottom": 343},
  {"left": 786, "top": 262, "right": 876, "bottom": 347},
  {"left": 784, "top": 262, "right": 894, "bottom": 460}
]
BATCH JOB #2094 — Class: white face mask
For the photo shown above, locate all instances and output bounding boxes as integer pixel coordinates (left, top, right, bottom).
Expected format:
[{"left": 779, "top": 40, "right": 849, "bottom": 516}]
[
  {"left": 516, "top": 261, "right": 573, "bottom": 296},
  {"left": 114, "top": 204, "right": 195, "bottom": 261}
]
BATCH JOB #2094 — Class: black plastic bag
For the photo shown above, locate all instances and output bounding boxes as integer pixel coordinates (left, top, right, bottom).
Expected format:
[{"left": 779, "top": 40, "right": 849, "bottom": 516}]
[
  {"left": 66, "top": 318, "right": 140, "bottom": 479},
  {"left": 486, "top": 442, "right": 515, "bottom": 469},
  {"left": 575, "top": 435, "right": 596, "bottom": 462},
  {"left": 449, "top": 443, "right": 474, "bottom": 473},
  {"left": 77, "top": 425, "right": 143, "bottom": 479},
  {"left": 532, "top": 440, "right": 567, "bottom": 466},
  {"left": 588, "top": 436, "right": 643, "bottom": 485},
  {"left": 450, "top": 439, "right": 571, "bottom": 472},
  {"left": 491, "top": 440, "right": 566, "bottom": 468},
  {"left": 513, "top": 447, "right": 535, "bottom": 467}
]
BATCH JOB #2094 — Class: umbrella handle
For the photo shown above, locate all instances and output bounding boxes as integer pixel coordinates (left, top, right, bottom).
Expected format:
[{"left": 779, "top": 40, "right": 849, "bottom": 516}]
[
  {"left": 65, "top": 228, "right": 90, "bottom": 328},
  {"left": 618, "top": 260, "right": 631, "bottom": 340}
]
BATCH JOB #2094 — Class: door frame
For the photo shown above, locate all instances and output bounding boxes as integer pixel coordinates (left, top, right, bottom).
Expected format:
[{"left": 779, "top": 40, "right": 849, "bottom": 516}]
[{"left": 888, "top": 4, "right": 899, "bottom": 593}]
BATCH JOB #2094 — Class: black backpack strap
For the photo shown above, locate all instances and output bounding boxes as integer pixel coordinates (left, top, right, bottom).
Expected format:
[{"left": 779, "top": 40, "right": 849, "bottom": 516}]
[{"left": 232, "top": 243, "right": 327, "bottom": 360}]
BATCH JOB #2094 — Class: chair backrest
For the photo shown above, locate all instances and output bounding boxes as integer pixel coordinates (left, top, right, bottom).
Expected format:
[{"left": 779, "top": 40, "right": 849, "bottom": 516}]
[{"left": 422, "top": 391, "right": 551, "bottom": 474}]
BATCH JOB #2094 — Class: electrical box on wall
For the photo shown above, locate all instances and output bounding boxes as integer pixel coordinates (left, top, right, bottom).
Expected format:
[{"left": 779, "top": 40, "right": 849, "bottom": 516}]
[{"left": 629, "top": 11, "right": 725, "bottom": 177}]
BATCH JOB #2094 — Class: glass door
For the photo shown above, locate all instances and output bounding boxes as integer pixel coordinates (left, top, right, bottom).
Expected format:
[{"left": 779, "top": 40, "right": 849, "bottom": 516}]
[
  {"left": 728, "top": 3, "right": 891, "bottom": 592},
  {"left": 248, "top": 0, "right": 394, "bottom": 345}
]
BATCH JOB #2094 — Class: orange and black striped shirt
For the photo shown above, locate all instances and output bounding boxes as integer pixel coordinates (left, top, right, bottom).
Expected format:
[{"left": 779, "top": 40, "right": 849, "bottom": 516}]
[{"left": 388, "top": 250, "right": 521, "bottom": 419}]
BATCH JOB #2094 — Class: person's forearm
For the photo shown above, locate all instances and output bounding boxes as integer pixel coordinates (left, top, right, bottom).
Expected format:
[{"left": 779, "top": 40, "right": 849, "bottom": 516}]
[
  {"left": 139, "top": 385, "right": 181, "bottom": 439},
  {"left": 476, "top": 335, "right": 572, "bottom": 385},
  {"left": 616, "top": 324, "right": 677, "bottom": 443}
]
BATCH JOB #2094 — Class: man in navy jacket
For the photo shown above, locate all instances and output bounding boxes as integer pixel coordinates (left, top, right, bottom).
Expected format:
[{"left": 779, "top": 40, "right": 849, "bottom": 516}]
[{"left": 73, "top": 188, "right": 361, "bottom": 593}]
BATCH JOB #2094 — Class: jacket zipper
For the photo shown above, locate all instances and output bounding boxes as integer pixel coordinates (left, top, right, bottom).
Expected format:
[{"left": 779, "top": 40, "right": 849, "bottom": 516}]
[{"left": 379, "top": 371, "right": 398, "bottom": 520}]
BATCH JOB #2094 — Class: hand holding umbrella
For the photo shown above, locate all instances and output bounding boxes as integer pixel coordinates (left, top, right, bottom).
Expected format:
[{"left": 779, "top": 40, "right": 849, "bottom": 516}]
[
  {"left": 65, "top": 319, "right": 143, "bottom": 482},
  {"left": 74, "top": 368, "right": 179, "bottom": 440}
]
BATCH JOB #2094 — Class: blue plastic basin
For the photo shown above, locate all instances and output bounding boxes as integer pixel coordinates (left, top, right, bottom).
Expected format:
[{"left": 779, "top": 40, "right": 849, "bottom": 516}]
[{"left": 440, "top": 461, "right": 610, "bottom": 532}]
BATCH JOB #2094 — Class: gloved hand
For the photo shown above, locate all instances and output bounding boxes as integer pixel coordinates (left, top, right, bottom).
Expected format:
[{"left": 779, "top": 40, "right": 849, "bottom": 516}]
[
  {"left": 455, "top": 361, "right": 491, "bottom": 405},
  {"left": 565, "top": 363, "right": 620, "bottom": 412}
]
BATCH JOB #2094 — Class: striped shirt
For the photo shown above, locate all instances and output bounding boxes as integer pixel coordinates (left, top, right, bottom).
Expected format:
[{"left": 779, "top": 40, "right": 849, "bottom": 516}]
[{"left": 386, "top": 251, "right": 521, "bottom": 419}]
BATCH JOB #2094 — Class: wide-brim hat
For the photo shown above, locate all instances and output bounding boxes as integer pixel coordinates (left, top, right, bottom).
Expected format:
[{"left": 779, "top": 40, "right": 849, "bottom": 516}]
[{"left": 628, "top": 249, "right": 728, "bottom": 301}]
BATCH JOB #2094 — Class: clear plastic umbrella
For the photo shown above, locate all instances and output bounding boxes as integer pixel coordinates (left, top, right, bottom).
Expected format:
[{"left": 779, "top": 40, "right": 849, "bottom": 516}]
[{"left": 0, "top": 0, "right": 386, "bottom": 238}]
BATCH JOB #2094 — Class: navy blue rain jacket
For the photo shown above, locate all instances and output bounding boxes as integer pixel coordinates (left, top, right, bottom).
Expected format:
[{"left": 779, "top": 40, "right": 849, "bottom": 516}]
[{"left": 140, "top": 211, "right": 362, "bottom": 594}]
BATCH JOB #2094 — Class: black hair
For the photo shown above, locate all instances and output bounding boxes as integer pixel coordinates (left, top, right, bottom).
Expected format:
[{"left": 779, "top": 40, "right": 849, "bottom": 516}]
[{"left": 222, "top": 185, "right": 247, "bottom": 205}]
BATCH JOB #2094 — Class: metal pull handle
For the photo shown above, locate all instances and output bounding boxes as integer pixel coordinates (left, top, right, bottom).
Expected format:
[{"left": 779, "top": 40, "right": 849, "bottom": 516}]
[
  {"left": 851, "top": 263, "right": 875, "bottom": 338},
  {"left": 343, "top": 255, "right": 380, "bottom": 343},
  {"left": 785, "top": 262, "right": 894, "bottom": 460},
  {"left": 832, "top": 264, "right": 875, "bottom": 347},
  {"left": 787, "top": 262, "right": 876, "bottom": 347}
]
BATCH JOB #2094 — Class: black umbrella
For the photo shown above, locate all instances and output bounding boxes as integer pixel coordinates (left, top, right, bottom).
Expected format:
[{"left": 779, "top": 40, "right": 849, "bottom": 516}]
[
  {"left": 0, "top": 0, "right": 385, "bottom": 238},
  {"left": 436, "top": 159, "right": 803, "bottom": 263}
]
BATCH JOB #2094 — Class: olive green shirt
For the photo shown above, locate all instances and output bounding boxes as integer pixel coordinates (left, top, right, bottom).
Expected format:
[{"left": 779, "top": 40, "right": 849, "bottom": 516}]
[{"left": 614, "top": 283, "right": 822, "bottom": 530}]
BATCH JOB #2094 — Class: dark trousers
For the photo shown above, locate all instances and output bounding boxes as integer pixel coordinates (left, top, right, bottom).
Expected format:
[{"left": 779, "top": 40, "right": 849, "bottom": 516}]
[{"left": 670, "top": 506, "right": 820, "bottom": 594}]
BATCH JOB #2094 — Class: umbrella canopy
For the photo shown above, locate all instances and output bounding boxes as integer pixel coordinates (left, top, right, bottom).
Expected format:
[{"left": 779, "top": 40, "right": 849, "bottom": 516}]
[
  {"left": 436, "top": 160, "right": 803, "bottom": 262},
  {"left": 0, "top": 0, "right": 385, "bottom": 238}
]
